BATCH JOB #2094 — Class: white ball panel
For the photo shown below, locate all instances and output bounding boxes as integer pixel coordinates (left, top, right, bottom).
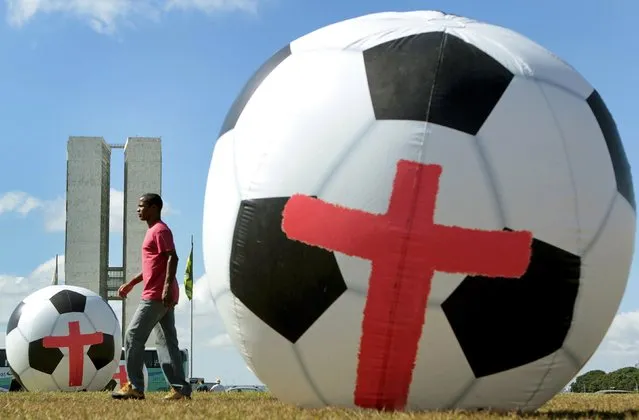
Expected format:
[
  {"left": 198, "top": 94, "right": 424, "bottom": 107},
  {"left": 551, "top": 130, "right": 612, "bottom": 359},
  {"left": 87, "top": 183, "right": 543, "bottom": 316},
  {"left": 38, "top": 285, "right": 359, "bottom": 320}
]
[
  {"left": 333, "top": 253, "right": 371, "bottom": 296},
  {"left": 562, "top": 193, "right": 635, "bottom": 366},
  {"left": 537, "top": 80, "right": 617, "bottom": 248},
  {"left": 295, "top": 291, "right": 364, "bottom": 406},
  {"left": 420, "top": 124, "right": 503, "bottom": 230},
  {"left": 19, "top": 367, "right": 60, "bottom": 391},
  {"left": 233, "top": 50, "right": 374, "bottom": 199},
  {"left": 291, "top": 11, "right": 467, "bottom": 52},
  {"left": 5, "top": 329, "right": 29, "bottom": 375},
  {"left": 406, "top": 306, "right": 474, "bottom": 410},
  {"left": 462, "top": 23, "right": 592, "bottom": 98},
  {"left": 87, "top": 358, "right": 120, "bottom": 391},
  {"left": 51, "top": 354, "right": 97, "bottom": 391},
  {"left": 476, "top": 76, "right": 580, "bottom": 254},
  {"left": 215, "top": 292, "right": 323, "bottom": 407},
  {"left": 319, "top": 120, "right": 423, "bottom": 214},
  {"left": 520, "top": 350, "right": 580, "bottom": 410},
  {"left": 18, "top": 299, "right": 58, "bottom": 342},
  {"left": 84, "top": 296, "right": 120, "bottom": 337},
  {"left": 428, "top": 273, "right": 467, "bottom": 307},
  {"left": 203, "top": 131, "right": 240, "bottom": 298},
  {"left": 456, "top": 350, "right": 575, "bottom": 411}
]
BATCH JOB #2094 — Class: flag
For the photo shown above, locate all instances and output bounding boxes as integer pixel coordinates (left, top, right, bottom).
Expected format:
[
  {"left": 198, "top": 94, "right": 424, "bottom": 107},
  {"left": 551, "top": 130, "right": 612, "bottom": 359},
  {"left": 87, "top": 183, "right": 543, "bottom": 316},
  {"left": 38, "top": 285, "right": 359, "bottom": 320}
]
[
  {"left": 184, "top": 236, "right": 193, "bottom": 300},
  {"left": 51, "top": 254, "right": 59, "bottom": 286}
]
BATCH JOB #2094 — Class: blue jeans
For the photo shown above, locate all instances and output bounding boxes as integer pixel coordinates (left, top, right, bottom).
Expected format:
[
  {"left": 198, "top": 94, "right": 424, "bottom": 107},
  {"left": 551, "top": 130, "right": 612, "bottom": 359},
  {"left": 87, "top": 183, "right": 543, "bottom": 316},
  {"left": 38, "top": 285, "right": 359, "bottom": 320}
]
[{"left": 124, "top": 299, "right": 191, "bottom": 395}]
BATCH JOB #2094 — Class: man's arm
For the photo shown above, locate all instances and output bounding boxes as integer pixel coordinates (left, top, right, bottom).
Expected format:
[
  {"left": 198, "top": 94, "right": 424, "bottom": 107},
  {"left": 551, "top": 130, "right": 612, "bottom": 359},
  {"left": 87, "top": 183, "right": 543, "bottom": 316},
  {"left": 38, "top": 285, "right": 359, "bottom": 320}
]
[
  {"left": 154, "top": 227, "right": 179, "bottom": 304},
  {"left": 164, "top": 250, "right": 179, "bottom": 289},
  {"left": 129, "top": 272, "right": 144, "bottom": 287}
]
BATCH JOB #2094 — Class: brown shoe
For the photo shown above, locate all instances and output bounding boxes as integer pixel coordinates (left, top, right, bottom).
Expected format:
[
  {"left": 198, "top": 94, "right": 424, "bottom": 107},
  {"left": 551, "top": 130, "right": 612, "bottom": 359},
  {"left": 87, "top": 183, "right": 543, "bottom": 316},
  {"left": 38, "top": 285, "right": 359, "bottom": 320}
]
[
  {"left": 111, "top": 382, "right": 145, "bottom": 400},
  {"left": 163, "top": 387, "right": 191, "bottom": 400}
]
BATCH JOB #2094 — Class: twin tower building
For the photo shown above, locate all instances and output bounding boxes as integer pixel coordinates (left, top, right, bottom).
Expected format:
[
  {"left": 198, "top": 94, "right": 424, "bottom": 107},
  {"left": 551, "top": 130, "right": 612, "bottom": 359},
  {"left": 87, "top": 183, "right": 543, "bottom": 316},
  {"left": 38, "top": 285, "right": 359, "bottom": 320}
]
[{"left": 65, "top": 136, "right": 161, "bottom": 344}]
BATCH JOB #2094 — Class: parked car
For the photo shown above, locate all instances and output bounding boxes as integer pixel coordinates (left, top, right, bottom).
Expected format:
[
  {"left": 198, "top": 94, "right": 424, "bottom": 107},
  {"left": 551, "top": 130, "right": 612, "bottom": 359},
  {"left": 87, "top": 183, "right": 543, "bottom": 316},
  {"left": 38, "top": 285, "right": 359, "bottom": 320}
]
[{"left": 225, "top": 385, "right": 264, "bottom": 393}]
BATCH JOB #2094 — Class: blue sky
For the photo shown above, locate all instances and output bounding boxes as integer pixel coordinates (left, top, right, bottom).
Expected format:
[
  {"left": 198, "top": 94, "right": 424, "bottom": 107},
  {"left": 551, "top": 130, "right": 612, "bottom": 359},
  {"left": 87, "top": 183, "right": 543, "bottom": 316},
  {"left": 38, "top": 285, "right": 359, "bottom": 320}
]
[{"left": 0, "top": 0, "right": 638, "bottom": 388}]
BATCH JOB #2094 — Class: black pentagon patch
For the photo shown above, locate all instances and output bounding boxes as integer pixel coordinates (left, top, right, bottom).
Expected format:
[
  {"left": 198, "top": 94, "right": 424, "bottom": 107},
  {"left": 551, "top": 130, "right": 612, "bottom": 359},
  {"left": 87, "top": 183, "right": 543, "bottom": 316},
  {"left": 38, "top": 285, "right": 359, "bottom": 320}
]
[
  {"left": 441, "top": 232, "right": 580, "bottom": 378},
  {"left": 230, "top": 196, "right": 347, "bottom": 343},
  {"left": 587, "top": 89, "right": 634, "bottom": 210},
  {"left": 87, "top": 334, "right": 114, "bottom": 370},
  {"left": 363, "top": 32, "right": 513, "bottom": 135},
  {"left": 50, "top": 290, "right": 86, "bottom": 314},
  {"left": 219, "top": 45, "right": 291, "bottom": 137},
  {"left": 29, "top": 339, "right": 64, "bottom": 374},
  {"left": 6, "top": 301, "right": 24, "bottom": 335}
]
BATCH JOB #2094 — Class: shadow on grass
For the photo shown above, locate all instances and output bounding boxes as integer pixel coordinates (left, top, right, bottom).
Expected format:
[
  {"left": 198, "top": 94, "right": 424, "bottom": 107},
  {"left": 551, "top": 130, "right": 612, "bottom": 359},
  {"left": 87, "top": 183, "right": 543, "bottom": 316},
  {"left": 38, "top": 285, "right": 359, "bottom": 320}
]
[
  {"left": 464, "top": 408, "right": 639, "bottom": 419},
  {"left": 528, "top": 410, "right": 639, "bottom": 419}
]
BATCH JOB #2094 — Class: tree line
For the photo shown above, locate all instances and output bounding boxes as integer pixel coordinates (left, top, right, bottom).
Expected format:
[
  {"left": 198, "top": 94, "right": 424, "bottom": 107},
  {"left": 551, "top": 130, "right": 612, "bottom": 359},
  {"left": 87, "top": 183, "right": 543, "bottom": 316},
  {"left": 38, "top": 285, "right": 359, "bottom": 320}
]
[{"left": 571, "top": 367, "right": 639, "bottom": 392}]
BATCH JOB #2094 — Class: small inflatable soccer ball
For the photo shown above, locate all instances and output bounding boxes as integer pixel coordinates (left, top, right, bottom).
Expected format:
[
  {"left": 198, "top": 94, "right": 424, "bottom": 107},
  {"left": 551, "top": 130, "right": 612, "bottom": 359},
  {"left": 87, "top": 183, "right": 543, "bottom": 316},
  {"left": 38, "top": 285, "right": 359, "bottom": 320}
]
[
  {"left": 5, "top": 285, "right": 121, "bottom": 391},
  {"left": 203, "top": 10, "right": 635, "bottom": 412}
]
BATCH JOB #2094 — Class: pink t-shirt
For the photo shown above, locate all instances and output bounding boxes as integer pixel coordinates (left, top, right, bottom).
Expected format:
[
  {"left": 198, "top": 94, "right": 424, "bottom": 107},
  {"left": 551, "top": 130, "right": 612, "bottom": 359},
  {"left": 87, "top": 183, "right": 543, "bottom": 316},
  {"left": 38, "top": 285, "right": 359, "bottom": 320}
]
[{"left": 141, "top": 220, "right": 179, "bottom": 304}]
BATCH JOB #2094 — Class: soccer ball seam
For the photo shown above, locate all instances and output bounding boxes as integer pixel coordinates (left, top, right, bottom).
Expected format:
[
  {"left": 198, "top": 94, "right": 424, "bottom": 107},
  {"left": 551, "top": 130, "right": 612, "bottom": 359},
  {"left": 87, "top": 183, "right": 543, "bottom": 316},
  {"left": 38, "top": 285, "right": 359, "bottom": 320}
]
[
  {"left": 315, "top": 120, "right": 377, "bottom": 198},
  {"left": 580, "top": 190, "right": 620, "bottom": 259}
]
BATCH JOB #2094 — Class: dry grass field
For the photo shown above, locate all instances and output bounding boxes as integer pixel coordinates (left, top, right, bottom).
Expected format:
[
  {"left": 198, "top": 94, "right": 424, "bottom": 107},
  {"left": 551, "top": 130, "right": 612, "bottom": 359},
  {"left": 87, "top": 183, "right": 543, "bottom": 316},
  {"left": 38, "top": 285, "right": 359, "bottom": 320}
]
[{"left": 2, "top": 391, "right": 639, "bottom": 419}]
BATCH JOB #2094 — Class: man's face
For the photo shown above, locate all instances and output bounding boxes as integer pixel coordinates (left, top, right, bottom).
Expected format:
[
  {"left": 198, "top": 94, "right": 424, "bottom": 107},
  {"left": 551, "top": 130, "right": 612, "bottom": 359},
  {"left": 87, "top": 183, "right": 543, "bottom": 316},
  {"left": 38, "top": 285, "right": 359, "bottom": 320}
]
[{"left": 137, "top": 198, "right": 152, "bottom": 220}]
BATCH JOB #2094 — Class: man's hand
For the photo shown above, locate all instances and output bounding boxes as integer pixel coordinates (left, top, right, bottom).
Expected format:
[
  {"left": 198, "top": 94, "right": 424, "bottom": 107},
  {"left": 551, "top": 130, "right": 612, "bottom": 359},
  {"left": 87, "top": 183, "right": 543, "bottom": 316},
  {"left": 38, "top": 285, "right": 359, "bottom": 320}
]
[
  {"left": 162, "top": 285, "right": 174, "bottom": 307},
  {"left": 118, "top": 273, "right": 143, "bottom": 298},
  {"left": 118, "top": 282, "right": 133, "bottom": 298}
]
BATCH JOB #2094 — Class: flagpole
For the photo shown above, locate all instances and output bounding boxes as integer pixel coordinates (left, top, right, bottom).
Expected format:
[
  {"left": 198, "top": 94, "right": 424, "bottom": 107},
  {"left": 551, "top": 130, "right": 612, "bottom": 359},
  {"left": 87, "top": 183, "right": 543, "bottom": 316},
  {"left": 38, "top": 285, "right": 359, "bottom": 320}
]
[
  {"left": 190, "top": 288, "right": 193, "bottom": 379},
  {"left": 190, "top": 235, "right": 194, "bottom": 380}
]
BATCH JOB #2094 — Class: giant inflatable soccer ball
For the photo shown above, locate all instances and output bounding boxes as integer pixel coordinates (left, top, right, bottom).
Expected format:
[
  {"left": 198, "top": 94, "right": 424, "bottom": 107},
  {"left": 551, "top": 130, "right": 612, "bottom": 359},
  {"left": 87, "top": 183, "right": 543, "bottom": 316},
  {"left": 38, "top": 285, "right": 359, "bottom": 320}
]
[
  {"left": 202, "top": 10, "right": 635, "bottom": 412},
  {"left": 5, "top": 285, "right": 121, "bottom": 391}
]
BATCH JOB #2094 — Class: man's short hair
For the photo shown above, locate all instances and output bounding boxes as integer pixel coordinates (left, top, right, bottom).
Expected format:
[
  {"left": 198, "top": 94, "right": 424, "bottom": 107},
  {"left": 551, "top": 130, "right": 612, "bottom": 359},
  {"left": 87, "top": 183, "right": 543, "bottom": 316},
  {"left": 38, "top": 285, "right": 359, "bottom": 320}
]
[{"left": 141, "top": 193, "right": 163, "bottom": 210}]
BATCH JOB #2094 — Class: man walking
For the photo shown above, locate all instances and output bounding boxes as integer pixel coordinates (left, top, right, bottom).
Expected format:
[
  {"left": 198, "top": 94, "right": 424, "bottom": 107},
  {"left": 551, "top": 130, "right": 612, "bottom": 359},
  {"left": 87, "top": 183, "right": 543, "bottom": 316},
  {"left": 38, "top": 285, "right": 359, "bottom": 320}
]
[{"left": 112, "top": 193, "right": 192, "bottom": 400}]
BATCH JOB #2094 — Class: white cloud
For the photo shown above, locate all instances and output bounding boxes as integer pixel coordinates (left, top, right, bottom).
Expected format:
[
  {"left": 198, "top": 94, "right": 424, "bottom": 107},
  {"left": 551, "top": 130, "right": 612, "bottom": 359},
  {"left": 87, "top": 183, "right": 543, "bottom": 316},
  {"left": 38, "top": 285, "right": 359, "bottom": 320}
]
[
  {"left": 0, "top": 191, "right": 42, "bottom": 216},
  {"left": 6, "top": 0, "right": 160, "bottom": 34},
  {"left": 579, "top": 311, "right": 639, "bottom": 374},
  {"left": 42, "top": 196, "right": 65, "bottom": 232},
  {"left": 0, "top": 255, "right": 64, "bottom": 339},
  {"left": 5, "top": 0, "right": 262, "bottom": 34},
  {"left": 165, "top": 0, "right": 259, "bottom": 14},
  {"left": 173, "top": 273, "right": 233, "bottom": 349},
  {"left": 207, "top": 333, "right": 232, "bottom": 348},
  {"left": 0, "top": 190, "right": 66, "bottom": 231}
]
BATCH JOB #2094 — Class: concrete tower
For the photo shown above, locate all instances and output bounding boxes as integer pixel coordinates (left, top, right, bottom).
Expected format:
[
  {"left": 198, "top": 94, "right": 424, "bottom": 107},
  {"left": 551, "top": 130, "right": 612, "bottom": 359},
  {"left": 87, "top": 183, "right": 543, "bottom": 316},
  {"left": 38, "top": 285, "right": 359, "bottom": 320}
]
[
  {"left": 65, "top": 136, "right": 111, "bottom": 299},
  {"left": 65, "top": 136, "right": 162, "bottom": 346}
]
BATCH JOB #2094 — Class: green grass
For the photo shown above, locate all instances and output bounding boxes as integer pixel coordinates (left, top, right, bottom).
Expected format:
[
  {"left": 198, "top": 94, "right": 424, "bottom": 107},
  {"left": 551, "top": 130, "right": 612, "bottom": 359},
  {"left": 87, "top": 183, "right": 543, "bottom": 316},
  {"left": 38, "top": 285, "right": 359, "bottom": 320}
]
[{"left": 2, "top": 391, "right": 639, "bottom": 419}]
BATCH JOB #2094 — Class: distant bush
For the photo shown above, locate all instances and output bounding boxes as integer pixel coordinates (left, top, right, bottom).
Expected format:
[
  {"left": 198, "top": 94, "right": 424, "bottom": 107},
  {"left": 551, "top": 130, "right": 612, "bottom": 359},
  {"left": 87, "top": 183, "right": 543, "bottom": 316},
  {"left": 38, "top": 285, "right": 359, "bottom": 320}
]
[{"left": 571, "top": 367, "right": 639, "bottom": 393}]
